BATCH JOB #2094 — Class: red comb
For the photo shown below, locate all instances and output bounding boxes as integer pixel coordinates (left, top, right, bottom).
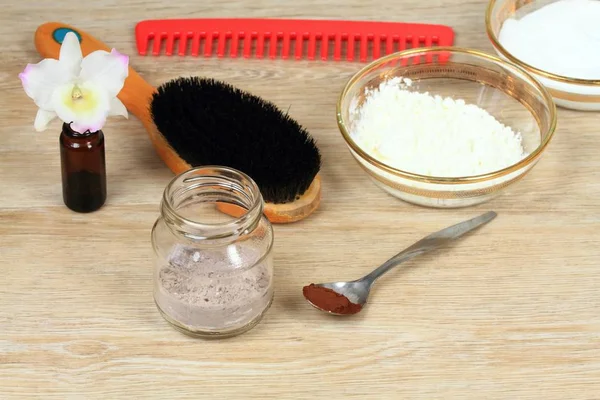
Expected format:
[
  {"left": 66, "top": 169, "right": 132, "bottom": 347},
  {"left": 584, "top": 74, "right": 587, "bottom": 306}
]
[{"left": 135, "top": 18, "right": 454, "bottom": 62}]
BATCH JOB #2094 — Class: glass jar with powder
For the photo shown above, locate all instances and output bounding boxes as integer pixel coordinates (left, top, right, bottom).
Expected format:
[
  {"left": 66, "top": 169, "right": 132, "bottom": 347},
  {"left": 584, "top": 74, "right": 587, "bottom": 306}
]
[{"left": 151, "top": 166, "right": 274, "bottom": 338}]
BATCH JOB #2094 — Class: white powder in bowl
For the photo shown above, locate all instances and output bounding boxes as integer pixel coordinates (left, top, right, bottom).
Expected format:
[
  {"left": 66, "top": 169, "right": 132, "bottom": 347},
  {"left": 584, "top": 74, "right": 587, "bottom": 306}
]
[
  {"left": 498, "top": 0, "right": 600, "bottom": 80},
  {"left": 349, "top": 77, "right": 528, "bottom": 177}
]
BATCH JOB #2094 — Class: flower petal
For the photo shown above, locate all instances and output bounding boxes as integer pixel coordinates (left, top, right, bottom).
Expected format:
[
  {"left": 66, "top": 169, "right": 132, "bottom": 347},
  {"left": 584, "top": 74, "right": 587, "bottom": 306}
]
[
  {"left": 52, "top": 81, "right": 111, "bottom": 133},
  {"left": 34, "top": 109, "right": 57, "bottom": 131},
  {"left": 71, "top": 116, "right": 107, "bottom": 134},
  {"left": 79, "top": 48, "right": 129, "bottom": 97},
  {"left": 58, "top": 32, "right": 83, "bottom": 77},
  {"left": 19, "top": 59, "right": 72, "bottom": 109},
  {"left": 108, "top": 97, "right": 128, "bottom": 118}
]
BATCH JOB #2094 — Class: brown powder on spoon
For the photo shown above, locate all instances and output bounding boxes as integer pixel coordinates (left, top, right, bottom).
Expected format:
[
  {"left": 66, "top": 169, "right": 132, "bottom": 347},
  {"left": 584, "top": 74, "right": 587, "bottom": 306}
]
[{"left": 302, "top": 283, "right": 362, "bottom": 315}]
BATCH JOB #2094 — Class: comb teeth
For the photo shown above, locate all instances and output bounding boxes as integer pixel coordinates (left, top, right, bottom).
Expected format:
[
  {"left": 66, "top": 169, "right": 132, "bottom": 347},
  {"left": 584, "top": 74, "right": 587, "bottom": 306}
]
[
  {"left": 139, "top": 31, "right": 444, "bottom": 61},
  {"left": 135, "top": 18, "right": 454, "bottom": 62}
]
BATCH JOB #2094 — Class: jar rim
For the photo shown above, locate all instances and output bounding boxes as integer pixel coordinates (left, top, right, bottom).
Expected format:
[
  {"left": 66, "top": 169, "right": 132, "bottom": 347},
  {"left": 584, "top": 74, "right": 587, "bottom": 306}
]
[{"left": 161, "top": 166, "right": 265, "bottom": 240}]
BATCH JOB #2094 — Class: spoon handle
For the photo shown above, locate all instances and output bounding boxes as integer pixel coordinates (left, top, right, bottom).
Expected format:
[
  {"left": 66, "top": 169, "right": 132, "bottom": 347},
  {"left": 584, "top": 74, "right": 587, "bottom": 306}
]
[{"left": 363, "top": 211, "right": 497, "bottom": 282}]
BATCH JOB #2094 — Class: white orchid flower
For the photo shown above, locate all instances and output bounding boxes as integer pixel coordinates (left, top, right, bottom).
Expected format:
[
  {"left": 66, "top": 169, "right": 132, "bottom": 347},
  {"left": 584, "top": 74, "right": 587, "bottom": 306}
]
[{"left": 19, "top": 32, "right": 129, "bottom": 134}]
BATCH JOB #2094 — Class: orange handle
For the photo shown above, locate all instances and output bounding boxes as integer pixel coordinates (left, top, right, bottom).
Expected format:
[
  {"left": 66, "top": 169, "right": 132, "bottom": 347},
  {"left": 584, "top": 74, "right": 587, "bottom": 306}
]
[
  {"left": 33, "top": 22, "right": 191, "bottom": 175},
  {"left": 34, "top": 22, "right": 155, "bottom": 121}
]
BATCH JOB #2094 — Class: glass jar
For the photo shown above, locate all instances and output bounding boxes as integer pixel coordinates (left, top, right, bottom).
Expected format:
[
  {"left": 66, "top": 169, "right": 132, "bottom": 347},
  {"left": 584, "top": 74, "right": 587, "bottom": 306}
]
[{"left": 151, "top": 166, "right": 274, "bottom": 338}]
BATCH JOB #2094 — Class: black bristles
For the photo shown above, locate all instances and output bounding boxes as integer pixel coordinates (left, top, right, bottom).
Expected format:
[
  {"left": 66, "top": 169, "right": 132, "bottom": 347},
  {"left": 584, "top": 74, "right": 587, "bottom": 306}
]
[{"left": 150, "top": 77, "right": 321, "bottom": 204}]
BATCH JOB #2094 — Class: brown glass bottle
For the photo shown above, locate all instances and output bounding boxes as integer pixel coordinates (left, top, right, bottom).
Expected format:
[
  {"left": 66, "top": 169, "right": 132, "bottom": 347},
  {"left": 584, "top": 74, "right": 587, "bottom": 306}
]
[{"left": 59, "top": 122, "right": 107, "bottom": 213}]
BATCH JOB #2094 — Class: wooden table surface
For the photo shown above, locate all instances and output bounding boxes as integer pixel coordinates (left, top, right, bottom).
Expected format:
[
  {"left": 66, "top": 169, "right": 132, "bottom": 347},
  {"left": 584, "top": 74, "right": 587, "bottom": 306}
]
[{"left": 2, "top": 0, "right": 600, "bottom": 398}]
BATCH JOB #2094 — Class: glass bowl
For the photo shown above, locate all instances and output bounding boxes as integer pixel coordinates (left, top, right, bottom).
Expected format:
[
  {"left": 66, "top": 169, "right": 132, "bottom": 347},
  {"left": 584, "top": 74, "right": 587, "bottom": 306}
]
[
  {"left": 336, "top": 47, "right": 557, "bottom": 208},
  {"left": 486, "top": 0, "right": 600, "bottom": 111}
]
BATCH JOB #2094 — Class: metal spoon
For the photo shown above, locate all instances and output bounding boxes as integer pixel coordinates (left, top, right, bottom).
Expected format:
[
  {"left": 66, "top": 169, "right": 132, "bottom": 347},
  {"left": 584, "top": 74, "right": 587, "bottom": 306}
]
[{"left": 303, "top": 211, "right": 497, "bottom": 315}]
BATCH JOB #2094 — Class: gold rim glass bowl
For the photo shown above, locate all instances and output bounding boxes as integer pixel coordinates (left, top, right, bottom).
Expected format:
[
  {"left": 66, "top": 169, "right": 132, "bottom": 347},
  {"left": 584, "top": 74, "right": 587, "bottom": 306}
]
[
  {"left": 336, "top": 47, "right": 557, "bottom": 208},
  {"left": 486, "top": 0, "right": 600, "bottom": 110}
]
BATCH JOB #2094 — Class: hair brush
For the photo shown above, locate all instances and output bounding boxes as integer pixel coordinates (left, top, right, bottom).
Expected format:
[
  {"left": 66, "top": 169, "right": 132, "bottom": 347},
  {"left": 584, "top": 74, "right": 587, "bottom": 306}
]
[{"left": 34, "top": 22, "right": 322, "bottom": 223}]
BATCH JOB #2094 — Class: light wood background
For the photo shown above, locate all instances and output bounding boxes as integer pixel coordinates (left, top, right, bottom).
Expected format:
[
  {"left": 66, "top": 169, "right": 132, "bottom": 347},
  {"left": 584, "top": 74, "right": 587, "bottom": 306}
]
[{"left": 2, "top": 0, "right": 599, "bottom": 399}]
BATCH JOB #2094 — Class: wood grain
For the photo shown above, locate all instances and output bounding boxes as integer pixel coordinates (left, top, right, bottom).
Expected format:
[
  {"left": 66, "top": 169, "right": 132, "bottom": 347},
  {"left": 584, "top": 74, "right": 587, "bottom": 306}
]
[{"left": 1, "top": 0, "right": 600, "bottom": 399}]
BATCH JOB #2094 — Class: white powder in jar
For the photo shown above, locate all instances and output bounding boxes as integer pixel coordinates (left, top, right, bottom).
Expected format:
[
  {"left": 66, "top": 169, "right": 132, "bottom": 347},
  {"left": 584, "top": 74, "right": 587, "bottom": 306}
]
[
  {"left": 349, "top": 77, "right": 528, "bottom": 177},
  {"left": 498, "top": 0, "right": 600, "bottom": 80},
  {"left": 154, "top": 245, "right": 273, "bottom": 333}
]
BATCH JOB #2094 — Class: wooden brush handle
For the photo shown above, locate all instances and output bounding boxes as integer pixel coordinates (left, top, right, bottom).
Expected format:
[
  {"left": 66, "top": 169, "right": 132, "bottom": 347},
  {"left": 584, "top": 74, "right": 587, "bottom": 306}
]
[
  {"left": 33, "top": 22, "right": 192, "bottom": 178},
  {"left": 34, "top": 22, "right": 155, "bottom": 121}
]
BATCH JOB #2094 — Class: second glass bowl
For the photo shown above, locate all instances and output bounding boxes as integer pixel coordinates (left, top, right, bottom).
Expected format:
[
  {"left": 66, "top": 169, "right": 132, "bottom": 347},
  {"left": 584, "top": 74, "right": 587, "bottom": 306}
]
[{"left": 486, "top": 0, "right": 600, "bottom": 111}]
